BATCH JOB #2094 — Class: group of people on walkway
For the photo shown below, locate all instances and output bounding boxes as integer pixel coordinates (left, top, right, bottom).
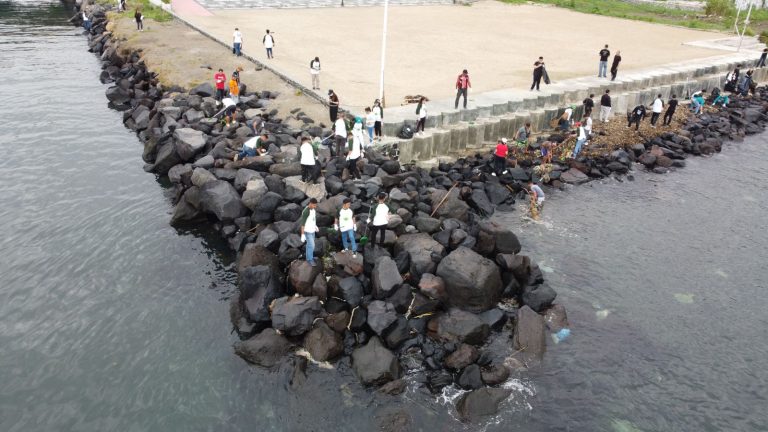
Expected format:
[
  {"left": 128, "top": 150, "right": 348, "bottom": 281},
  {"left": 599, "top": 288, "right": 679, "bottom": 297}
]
[{"left": 231, "top": 27, "right": 275, "bottom": 58}]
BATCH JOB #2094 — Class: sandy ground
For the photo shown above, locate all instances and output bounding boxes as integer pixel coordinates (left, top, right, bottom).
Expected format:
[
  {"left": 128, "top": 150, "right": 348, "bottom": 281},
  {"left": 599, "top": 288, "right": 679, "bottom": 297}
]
[
  {"left": 110, "top": 15, "right": 330, "bottom": 126},
  {"left": 175, "top": 1, "right": 727, "bottom": 110}
]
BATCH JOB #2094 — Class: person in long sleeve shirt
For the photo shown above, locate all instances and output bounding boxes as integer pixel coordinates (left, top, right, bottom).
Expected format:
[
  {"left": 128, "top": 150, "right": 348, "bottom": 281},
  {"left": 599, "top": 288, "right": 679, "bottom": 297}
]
[
  {"left": 334, "top": 199, "right": 357, "bottom": 255},
  {"left": 663, "top": 94, "right": 678, "bottom": 126},
  {"left": 454, "top": 69, "right": 471, "bottom": 109},
  {"left": 599, "top": 90, "right": 612, "bottom": 123},
  {"left": 370, "top": 193, "right": 390, "bottom": 247},
  {"left": 299, "top": 199, "right": 319, "bottom": 266}
]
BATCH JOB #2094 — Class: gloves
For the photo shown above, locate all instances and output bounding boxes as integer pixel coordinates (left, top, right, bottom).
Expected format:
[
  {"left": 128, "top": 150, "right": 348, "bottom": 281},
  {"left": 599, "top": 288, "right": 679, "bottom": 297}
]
[
  {"left": 300, "top": 234, "right": 306, "bottom": 243},
  {"left": 333, "top": 224, "right": 339, "bottom": 231}
]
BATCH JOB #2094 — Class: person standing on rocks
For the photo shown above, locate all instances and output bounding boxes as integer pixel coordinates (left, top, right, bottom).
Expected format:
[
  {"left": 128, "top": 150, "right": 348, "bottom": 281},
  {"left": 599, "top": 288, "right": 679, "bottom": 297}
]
[
  {"left": 235, "top": 132, "right": 269, "bottom": 160},
  {"left": 263, "top": 30, "right": 275, "bottom": 59},
  {"left": 299, "top": 136, "right": 317, "bottom": 183},
  {"left": 214, "top": 68, "right": 227, "bottom": 102},
  {"left": 82, "top": 10, "right": 91, "bottom": 31},
  {"left": 572, "top": 121, "right": 588, "bottom": 157},
  {"left": 455, "top": 69, "right": 471, "bottom": 109},
  {"left": 610, "top": 50, "right": 621, "bottom": 81},
  {"left": 663, "top": 94, "right": 678, "bottom": 126},
  {"left": 329, "top": 90, "right": 340, "bottom": 122},
  {"left": 334, "top": 110, "right": 347, "bottom": 160},
  {"left": 415, "top": 97, "right": 428, "bottom": 135},
  {"left": 599, "top": 89, "right": 611, "bottom": 123},
  {"left": 531, "top": 57, "right": 544, "bottom": 91},
  {"left": 583, "top": 93, "right": 595, "bottom": 117},
  {"left": 583, "top": 114, "right": 593, "bottom": 137},
  {"left": 373, "top": 99, "right": 383, "bottom": 141},
  {"left": 364, "top": 107, "right": 376, "bottom": 145},
  {"left": 299, "top": 198, "right": 319, "bottom": 267},
  {"left": 214, "top": 97, "right": 237, "bottom": 128},
  {"left": 334, "top": 199, "right": 357, "bottom": 256},
  {"left": 228, "top": 73, "right": 240, "bottom": 104},
  {"left": 492, "top": 138, "right": 509, "bottom": 176},
  {"left": 347, "top": 125, "right": 364, "bottom": 180},
  {"left": 134, "top": 8, "right": 143, "bottom": 31},
  {"left": 627, "top": 104, "right": 646, "bottom": 130},
  {"left": 232, "top": 27, "right": 243, "bottom": 57},
  {"left": 310, "top": 57, "right": 321, "bottom": 90},
  {"left": 515, "top": 122, "right": 532, "bottom": 156},
  {"left": 558, "top": 105, "right": 574, "bottom": 132},
  {"left": 758, "top": 48, "right": 768, "bottom": 68},
  {"left": 598, "top": 44, "right": 610, "bottom": 78},
  {"left": 370, "top": 192, "right": 390, "bottom": 247},
  {"left": 650, "top": 93, "right": 663, "bottom": 127}
]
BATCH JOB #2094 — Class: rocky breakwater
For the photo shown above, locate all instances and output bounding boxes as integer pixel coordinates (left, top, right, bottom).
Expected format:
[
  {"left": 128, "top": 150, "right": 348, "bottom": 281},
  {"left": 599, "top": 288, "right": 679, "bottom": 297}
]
[{"left": 78, "top": 8, "right": 572, "bottom": 423}]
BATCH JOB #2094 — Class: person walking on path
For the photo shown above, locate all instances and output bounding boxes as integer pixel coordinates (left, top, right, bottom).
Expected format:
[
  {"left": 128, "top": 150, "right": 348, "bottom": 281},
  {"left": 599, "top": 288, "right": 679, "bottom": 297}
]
[
  {"left": 627, "top": 104, "right": 646, "bottom": 130},
  {"left": 299, "top": 136, "right": 317, "bottom": 183},
  {"left": 455, "top": 69, "right": 471, "bottom": 109},
  {"left": 364, "top": 107, "right": 375, "bottom": 144},
  {"left": 583, "top": 94, "right": 595, "bottom": 117},
  {"left": 310, "top": 57, "right": 321, "bottom": 90},
  {"left": 663, "top": 94, "right": 678, "bottom": 126},
  {"left": 134, "top": 9, "right": 143, "bottom": 31},
  {"left": 334, "top": 111, "right": 347, "bottom": 160},
  {"left": 263, "top": 30, "right": 275, "bottom": 59},
  {"left": 599, "top": 89, "right": 612, "bottom": 123},
  {"left": 531, "top": 57, "right": 544, "bottom": 91},
  {"left": 650, "top": 93, "right": 663, "bottom": 127},
  {"left": 372, "top": 99, "right": 383, "bottom": 141},
  {"left": 232, "top": 28, "right": 243, "bottom": 56},
  {"left": 328, "top": 90, "right": 340, "bottom": 122},
  {"left": 299, "top": 198, "right": 319, "bottom": 266},
  {"left": 334, "top": 199, "right": 357, "bottom": 256},
  {"left": 758, "top": 48, "right": 768, "bottom": 68},
  {"left": 492, "top": 138, "right": 509, "bottom": 176},
  {"left": 214, "top": 69, "right": 227, "bottom": 102},
  {"left": 610, "top": 51, "right": 622, "bottom": 81},
  {"left": 370, "top": 193, "right": 390, "bottom": 247},
  {"left": 598, "top": 44, "right": 610, "bottom": 78},
  {"left": 348, "top": 124, "right": 364, "bottom": 180},
  {"left": 415, "top": 97, "right": 428, "bottom": 135}
]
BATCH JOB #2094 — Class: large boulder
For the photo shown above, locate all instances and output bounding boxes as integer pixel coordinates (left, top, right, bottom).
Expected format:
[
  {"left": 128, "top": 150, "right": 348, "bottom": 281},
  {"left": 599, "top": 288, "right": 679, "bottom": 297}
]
[
  {"left": 284, "top": 175, "right": 327, "bottom": 201},
  {"left": 560, "top": 167, "right": 589, "bottom": 184},
  {"left": 337, "top": 276, "right": 364, "bottom": 307},
  {"left": 367, "top": 300, "right": 398, "bottom": 335},
  {"left": 521, "top": 283, "right": 557, "bottom": 313},
  {"left": 476, "top": 220, "right": 521, "bottom": 255},
  {"left": 456, "top": 388, "right": 512, "bottom": 422},
  {"left": 241, "top": 178, "right": 270, "bottom": 211},
  {"left": 271, "top": 296, "right": 323, "bottom": 336},
  {"left": 240, "top": 265, "right": 284, "bottom": 324},
  {"left": 443, "top": 343, "right": 479, "bottom": 370},
  {"left": 372, "top": 256, "right": 403, "bottom": 299},
  {"left": 332, "top": 251, "right": 364, "bottom": 276},
  {"left": 238, "top": 244, "right": 281, "bottom": 274},
  {"left": 394, "top": 234, "right": 445, "bottom": 281},
  {"left": 190, "top": 82, "right": 214, "bottom": 97},
  {"left": 434, "top": 308, "right": 490, "bottom": 345},
  {"left": 304, "top": 321, "right": 343, "bottom": 361},
  {"left": 436, "top": 247, "right": 502, "bottom": 313},
  {"left": 191, "top": 167, "right": 217, "bottom": 187},
  {"left": 234, "top": 328, "right": 292, "bottom": 368},
  {"left": 234, "top": 169, "right": 261, "bottom": 192},
  {"left": 430, "top": 187, "right": 470, "bottom": 222},
  {"left": 351, "top": 337, "right": 401, "bottom": 386},
  {"left": 418, "top": 273, "right": 446, "bottom": 301},
  {"left": 199, "top": 180, "right": 247, "bottom": 222},
  {"left": 513, "top": 305, "right": 546, "bottom": 364},
  {"left": 457, "top": 364, "right": 483, "bottom": 390},
  {"left": 174, "top": 128, "right": 206, "bottom": 161},
  {"left": 288, "top": 260, "right": 324, "bottom": 297}
]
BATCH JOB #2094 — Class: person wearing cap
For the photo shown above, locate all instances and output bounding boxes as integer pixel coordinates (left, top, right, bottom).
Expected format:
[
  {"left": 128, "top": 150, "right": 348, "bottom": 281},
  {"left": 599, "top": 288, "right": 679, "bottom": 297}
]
[
  {"left": 493, "top": 138, "right": 509, "bottom": 176},
  {"left": 329, "top": 90, "right": 340, "bottom": 122},
  {"left": 234, "top": 132, "right": 269, "bottom": 160},
  {"left": 558, "top": 105, "right": 575, "bottom": 132},
  {"left": 299, "top": 198, "right": 319, "bottom": 267},
  {"left": 334, "top": 198, "right": 357, "bottom": 256}
]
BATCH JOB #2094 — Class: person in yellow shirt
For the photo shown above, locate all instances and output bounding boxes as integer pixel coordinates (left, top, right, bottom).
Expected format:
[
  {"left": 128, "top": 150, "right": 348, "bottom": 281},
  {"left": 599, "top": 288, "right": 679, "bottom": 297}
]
[{"left": 228, "top": 75, "right": 240, "bottom": 104}]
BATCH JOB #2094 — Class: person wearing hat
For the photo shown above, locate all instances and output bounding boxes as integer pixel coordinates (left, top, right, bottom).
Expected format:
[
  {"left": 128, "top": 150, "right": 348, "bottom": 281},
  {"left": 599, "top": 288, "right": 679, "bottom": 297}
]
[
  {"left": 328, "top": 90, "right": 340, "bottom": 122},
  {"left": 234, "top": 132, "right": 269, "bottom": 160},
  {"left": 558, "top": 105, "right": 575, "bottom": 132},
  {"left": 493, "top": 138, "right": 509, "bottom": 176}
]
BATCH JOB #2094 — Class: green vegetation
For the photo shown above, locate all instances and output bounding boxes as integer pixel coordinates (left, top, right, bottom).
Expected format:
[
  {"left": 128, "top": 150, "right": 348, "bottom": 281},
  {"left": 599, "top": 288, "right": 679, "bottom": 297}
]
[
  {"left": 93, "top": 0, "right": 172, "bottom": 22},
  {"left": 498, "top": 0, "right": 768, "bottom": 34}
]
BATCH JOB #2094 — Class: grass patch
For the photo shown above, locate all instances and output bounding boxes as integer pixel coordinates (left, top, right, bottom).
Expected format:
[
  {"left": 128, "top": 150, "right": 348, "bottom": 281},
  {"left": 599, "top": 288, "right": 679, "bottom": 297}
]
[{"left": 95, "top": 0, "right": 172, "bottom": 22}]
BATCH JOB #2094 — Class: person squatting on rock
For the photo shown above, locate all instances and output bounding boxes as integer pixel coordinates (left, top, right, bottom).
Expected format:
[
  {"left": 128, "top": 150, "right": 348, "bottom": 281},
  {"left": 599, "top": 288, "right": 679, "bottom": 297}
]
[
  {"left": 493, "top": 138, "right": 509, "bottom": 176},
  {"left": 514, "top": 121, "right": 531, "bottom": 156},
  {"left": 214, "top": 97, "right": 237, "bottom": 127},
  {"left": 583, "top": 93, "right": 595, "bottom": 117},
  {"left": 599, "top": 89, "right": 612, "bottom": 123},
  {"left": 369, "top": 193, "right": 390, "bottom": 247},
  {"left": 712, "top": 92, "right": 729, "bottom": 108},
  {"left": 232, "top": 27, "right": 243, "bottom": 56},
  {"left": 627, "top": 104, "right": 646, "bottom": 130},
  {"left": 455, "top": 69, "right": 471, "bottom": 109},
  {"left": 299, "top": 136, "right": 317, "bottom": 182},
  {"left": 299, "top": 198, "right": 319, "bottom": 267},
  {"left": 650, "top": 94, "right": 664, "bottom": 127},
  {"left": 531, "top": 57, "right": 544, "bottom": 91},
  {"left": 348, "top": 121, "right": 364, "bottom": 179},
  {"left": 558, "top": 105, "right": 574, "bottom": 132},
  {"left": 690, "top": 89, "right": 706, "bottom": 115},
  {"left": 328, "top": 89, "right": 340, "bottom": 122},
  {"left": 415, "top": 97, "right": 428, "bottom": 134},
  {"left": 234, "top": 131, "right": 269, "bottom": 160},
  {"left": 663, "top": 94, "right": 678, "bottom": 126},
  {"left": 598, "top": 44, "right": 610, "bottom": 78},
  {"left": 610, "top": 50, "right": 622, "bottom": 81},
  {"left": 263, "top": 29, "right": 275, "bottom": 59},
  {"left": 334, "top": 198, "right": 357, "bottom": 256},
  {"left": 310, "top": 56, "right": 321, "bottom": 90},
  {"left": 214, "top": 68, "right": 227, "bottom": 102}
]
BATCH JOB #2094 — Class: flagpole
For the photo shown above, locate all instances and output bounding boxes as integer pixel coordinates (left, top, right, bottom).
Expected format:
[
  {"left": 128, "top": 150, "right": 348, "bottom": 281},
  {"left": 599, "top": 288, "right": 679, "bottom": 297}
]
[
  {"left": 737, "top": 2, "right": 754, "bottom": 52},
  {"left": 379, "top": 0, "right": 389, "bottom": 108}
]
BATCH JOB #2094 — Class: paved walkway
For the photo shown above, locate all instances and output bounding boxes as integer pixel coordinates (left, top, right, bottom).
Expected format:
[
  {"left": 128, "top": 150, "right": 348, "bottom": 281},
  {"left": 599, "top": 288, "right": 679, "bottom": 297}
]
[{"left": 193, "top": 0, "right": 453, "bottom": 9}]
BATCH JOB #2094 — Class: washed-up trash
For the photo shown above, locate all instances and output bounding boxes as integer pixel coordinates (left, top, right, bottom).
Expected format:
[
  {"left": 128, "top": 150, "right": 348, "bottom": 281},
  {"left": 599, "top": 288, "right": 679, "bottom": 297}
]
[
  {"left": 551, "top": 328, "right": 571, "bottom": 344},
  {"left": 596, "top": 309, "right": 611, "bottom": 321},
  {"left": 674, "top": 293, "right": 694, "bottom": 304}
]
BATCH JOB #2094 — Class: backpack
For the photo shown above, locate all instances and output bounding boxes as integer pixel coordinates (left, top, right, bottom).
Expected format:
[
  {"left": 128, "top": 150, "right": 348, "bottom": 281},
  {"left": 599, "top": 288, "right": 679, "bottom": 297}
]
[{"left": 398, "top": 125, "right": 414, "bottom": 139}]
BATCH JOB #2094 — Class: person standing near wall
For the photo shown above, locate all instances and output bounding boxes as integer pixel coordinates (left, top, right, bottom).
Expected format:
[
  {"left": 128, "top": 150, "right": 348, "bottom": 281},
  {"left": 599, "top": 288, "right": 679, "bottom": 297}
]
[
  {"left": 455, "top": 69, "right": 471, "bottom": 109},
  {"left": 599, "top": 89, "right": 612, "bottom": 123},
  {"left": 372, "top": 99, "right": 383, "bottom": 141},
  {"left": 610, "top": 50, "right": 622, "bottom": 81},
  {"left": 415, "top": 97, "right": 427, "bottom": 135},
  {"left": 583, "top": 93, "right": 595, "bottom": 117},
  {"left": 232, "top": 27, "right": 243, "bottom": 57},
  {"left": 663, "top": 94, "right": 678, "bottom": 126},
  {"left": 598, "top": 44, "right": 610, "bottom": 78},
  {"left": 531, "top": 57, "right": 544, "bottom": 91},
  {"left": 310, "top": 57, "right": 321, "bottom": 90},
  {"left": 650, "top": 93, "right": 663, "bottom": 127},
  {"left": 263, "top": 30, "right": 275, "bottom": 59},
  {"left": 757, "top": 48, "right": 768, "bottom": 68},
  {"left": 329, "top": 90, "right": 340, "bottom": 122}
]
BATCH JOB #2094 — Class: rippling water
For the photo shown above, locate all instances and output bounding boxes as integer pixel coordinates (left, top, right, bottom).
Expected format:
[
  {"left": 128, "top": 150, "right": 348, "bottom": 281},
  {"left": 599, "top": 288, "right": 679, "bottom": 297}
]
[{"left": 2, "top": 2, "right": 768, "bottom": 431}]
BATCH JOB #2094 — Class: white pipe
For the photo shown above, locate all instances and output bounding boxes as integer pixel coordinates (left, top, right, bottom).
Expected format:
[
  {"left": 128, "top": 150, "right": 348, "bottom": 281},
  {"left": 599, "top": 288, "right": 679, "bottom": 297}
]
[
  {"left": 738, "top": 3, "right": 754, "bottom": 52},
  {"left": 378, "top": 0, "right": 389, "bottom": 107}
]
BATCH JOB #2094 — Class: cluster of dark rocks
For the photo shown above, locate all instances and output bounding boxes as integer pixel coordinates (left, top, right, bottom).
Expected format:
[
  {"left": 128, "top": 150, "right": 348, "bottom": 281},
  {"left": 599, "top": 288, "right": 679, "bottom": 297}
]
[{"left": 77, "top": 10, "right": 573, "bottom": 423}]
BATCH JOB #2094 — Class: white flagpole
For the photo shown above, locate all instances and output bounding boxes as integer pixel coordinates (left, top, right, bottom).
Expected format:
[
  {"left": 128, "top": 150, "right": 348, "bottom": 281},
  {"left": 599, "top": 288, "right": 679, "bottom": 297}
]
[
  {"left": 379, "top": 0, "right": 389, "bottom": 107},
  {"left": 737, "top": 2, "right": 754, "bottom": 52}
]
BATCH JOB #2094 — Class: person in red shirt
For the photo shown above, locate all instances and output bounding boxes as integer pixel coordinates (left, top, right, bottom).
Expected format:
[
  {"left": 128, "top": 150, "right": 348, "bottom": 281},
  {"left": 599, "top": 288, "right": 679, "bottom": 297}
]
[
  {"left": 492, "top": 138, "right": 509, "bottom": 176},
  {"left": 454, "top": 69, "right": 471, "bottom": 109},
  {"left": 214, "top": 69, "right": 226, "bottom": 102}
]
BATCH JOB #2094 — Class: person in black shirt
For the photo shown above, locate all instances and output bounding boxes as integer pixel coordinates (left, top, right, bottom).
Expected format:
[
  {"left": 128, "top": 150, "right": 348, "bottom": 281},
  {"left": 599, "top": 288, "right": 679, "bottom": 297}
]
[
  {"left": 583, "top": 93, "right": 595, "bottom": 117},
  {"left": 598, "top": 44, "right": 610, "bottom": 78},
  {"left": 627, "top": 104, "right": 646, "bottom": 130},
  {"left": 599, "top": 89, "right": 611, "bottom": 123},
  {"left": 757, "top": 49, "right": 767, "bottom": 68},
  {"left": 610, "top": 51, "right": 622, "bottom": 81},
  {"left": 531, "top": 57, "right": 544, "bottom": 91}
]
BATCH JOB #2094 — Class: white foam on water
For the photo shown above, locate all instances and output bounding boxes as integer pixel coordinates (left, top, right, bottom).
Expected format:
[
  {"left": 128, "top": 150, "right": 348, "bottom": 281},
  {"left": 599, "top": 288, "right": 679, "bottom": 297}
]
[
  {"left": 714, "top": 269, "right": 728, "bottom": 278},
  {"left": 596, "top": 309, "right": 611, "bottom": 321},
  {"left": 673, "top": 293, "right": 695, "bottom": 304},
  {"left": 743, "top": 195, "right": 758, "bottom": 202}
]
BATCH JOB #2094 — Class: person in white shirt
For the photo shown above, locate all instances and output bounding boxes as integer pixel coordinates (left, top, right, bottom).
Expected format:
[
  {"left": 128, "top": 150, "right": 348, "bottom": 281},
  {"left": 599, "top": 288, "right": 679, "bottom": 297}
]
[
  {"left": 370, "top": 193, "right": 390, "bottom": 247},
  {"left": 334, "top": 198, "right": 357, "bottom": 255},
  {"left": 299, "top": 137, "right": 317, "bottom": 183},
  {"left": 232, "top": 28, "right": 243, "bottom": 57},
  {"left": 583, "top": 114, "right": 593, "bottom": 136},
  {"left": 415, "top": 97, "right": 427, "bottom": 135},
  {"left": 299, "top": 198, "right": 319, "bottom": 266},
  {"left": 348, "top": 124, "right": 364, "bottom": 179},
  {"left": 650, "top": 93, "right": 664, "bottom": 127},
  {"left": 263, "top": 29, "right": 275, "bottom": 59},
  {"left": 558, "top": 105, "right": 574, "bottom": 132},
  {"left": 82, "top": 11, "right": 91, "bottom": 31},
  {"left": 364, "top": 107, "right": 376, "bottom": 145},
  {"left": 572, "top": 122, "right": 588, "bottom": 158},
  {"left": 309, "top": 56, "right": 321, "bottom": 90},
  {"left": 372, "top": 99, "right": 383, "bottom": 141},
  {"left": 334, "top": 113, "right": 347, "bottom": 160},
  {"left": 213, "top": 97, "right": 237, "bottom": 127}
]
